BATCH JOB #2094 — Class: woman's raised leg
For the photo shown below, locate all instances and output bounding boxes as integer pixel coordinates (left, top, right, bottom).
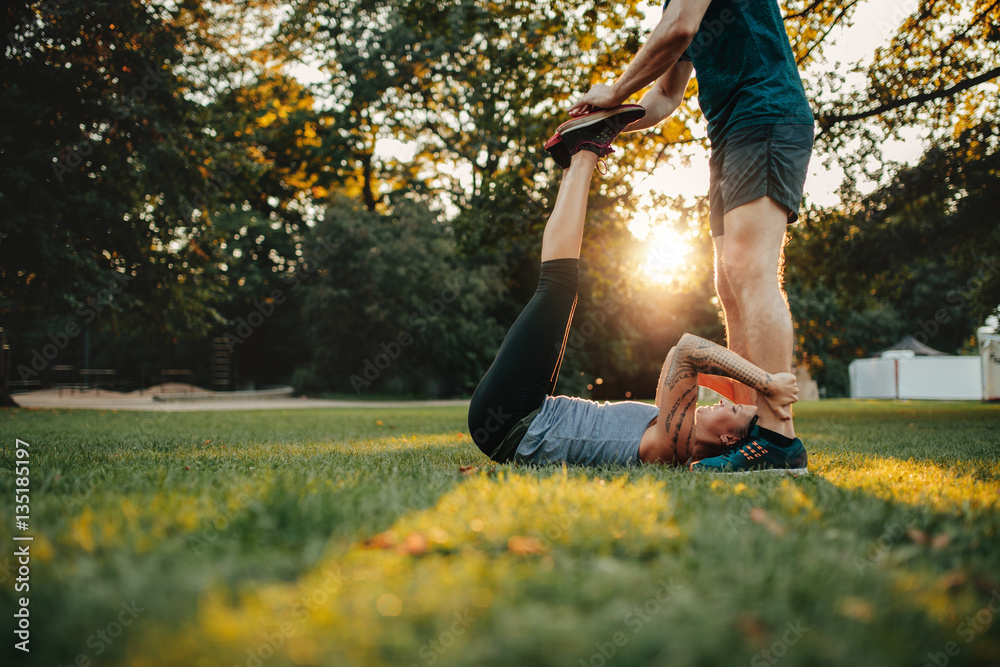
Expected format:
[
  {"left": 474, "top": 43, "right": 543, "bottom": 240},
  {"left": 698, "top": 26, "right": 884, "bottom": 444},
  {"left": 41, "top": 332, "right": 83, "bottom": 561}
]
[
  {"left": 468, "top": 152, "right": 600, "bottom": 461},
  {"left": 541, "top": 151, "right": 600, "bottom": 261}
]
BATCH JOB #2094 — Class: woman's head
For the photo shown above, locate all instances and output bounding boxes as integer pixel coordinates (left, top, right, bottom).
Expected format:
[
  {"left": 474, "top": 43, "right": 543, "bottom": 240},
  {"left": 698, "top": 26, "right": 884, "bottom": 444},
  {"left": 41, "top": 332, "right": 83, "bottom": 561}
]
[{"left": 693, "top": 399, "right": 757, "bottom": 449}]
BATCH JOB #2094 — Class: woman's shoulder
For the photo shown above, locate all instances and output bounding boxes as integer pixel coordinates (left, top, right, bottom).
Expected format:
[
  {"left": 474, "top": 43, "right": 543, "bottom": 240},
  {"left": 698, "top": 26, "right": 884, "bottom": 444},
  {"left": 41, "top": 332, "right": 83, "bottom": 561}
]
[{"left": 548, "top": 395, "right": 657, "bottom": 415}]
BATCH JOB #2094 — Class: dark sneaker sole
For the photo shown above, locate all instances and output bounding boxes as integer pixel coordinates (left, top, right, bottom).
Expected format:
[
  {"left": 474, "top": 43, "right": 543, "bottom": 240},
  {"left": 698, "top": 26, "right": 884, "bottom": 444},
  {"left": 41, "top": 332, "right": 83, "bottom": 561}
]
[
  {"left": 543, "top": 133, "right": 572, "bottom": 168},
  {"left": 544, "top": 104, "right": 644, "bottom": 169},
  {"left": 554, "top": 104, "right": 645, "bottom": 134},
  {"left": 692, "top": 466, "right": 810, "bottom": 475}
]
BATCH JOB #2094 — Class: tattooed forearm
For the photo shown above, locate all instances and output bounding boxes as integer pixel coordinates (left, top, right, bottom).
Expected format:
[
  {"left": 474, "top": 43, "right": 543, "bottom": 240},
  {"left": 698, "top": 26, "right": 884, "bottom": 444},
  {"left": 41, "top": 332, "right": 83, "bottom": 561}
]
[
  {"left": 669, "top": 391, "right": 697, "bottom": 462},
  {"left": 664, "top": 386, "right": 695, "bottom": 435},
  {"left": 670, "top": 334, "right": 775, "bottom": 396}
]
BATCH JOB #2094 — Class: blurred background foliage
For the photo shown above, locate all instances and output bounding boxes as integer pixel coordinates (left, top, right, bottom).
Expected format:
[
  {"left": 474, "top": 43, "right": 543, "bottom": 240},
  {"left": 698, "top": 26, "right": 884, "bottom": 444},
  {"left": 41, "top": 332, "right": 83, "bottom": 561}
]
[{"left": 1, "top": 0, "right": 998, "bottom": 400}]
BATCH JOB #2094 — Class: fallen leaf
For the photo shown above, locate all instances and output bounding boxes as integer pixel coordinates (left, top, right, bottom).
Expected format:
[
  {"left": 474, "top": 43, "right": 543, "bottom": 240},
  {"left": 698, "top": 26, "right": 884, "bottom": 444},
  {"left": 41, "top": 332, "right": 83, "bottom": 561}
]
[
  {"left": 507, "top": 535, "right": 546, "bottom": 555},
  {"left": 427, "top": 527, "right": 450, "bottom": 544},
  {"left": 397, "top": 532, "right": 428, "bottom": 555},
  {"left": 836, "top": 596, "right": 874, "bottom": 622},
  {"left": 749, "top": 508, "right": 786, "bottom": 536},
  {"left": 931, "top": 534, "right": 951, "bottom": 549},
  {"left": 363, "top": 530, "right": 397, "bottom": 549},
  {"left": 937, "top": 571, "right": 967, "bottom": 590},
  {"left": 737, "top": 614, "right": 768, "bottom": 641}
]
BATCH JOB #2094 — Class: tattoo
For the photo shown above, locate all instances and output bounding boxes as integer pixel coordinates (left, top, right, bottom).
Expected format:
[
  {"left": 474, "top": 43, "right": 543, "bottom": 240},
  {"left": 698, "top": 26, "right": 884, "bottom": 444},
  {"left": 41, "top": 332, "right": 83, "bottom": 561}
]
[
  {"left": 668, "top": 392, "right": 696, "bottom": 462},
  {"left": 673, "top": 335, "right": 773, "bottom": 395},
  {"left": 657, "top": 333, "right": 776, "bottom": 465}
]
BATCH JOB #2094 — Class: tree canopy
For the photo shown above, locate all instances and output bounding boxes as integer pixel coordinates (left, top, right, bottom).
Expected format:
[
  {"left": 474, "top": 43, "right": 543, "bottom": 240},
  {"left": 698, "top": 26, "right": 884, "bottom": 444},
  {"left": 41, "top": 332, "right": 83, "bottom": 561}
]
[{"left": 2, "top": 0, "right": 997, "bottom": 399}]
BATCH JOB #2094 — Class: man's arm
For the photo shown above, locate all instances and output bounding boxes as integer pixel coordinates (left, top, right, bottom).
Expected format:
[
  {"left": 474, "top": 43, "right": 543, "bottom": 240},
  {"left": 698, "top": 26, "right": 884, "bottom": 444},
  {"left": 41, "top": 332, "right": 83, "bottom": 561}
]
[
  {"left": 624, "top": 60, "right": 693, "bottom": 132},
  {"left": 568, "top": 0, "right": 710, "bottom": 116}
]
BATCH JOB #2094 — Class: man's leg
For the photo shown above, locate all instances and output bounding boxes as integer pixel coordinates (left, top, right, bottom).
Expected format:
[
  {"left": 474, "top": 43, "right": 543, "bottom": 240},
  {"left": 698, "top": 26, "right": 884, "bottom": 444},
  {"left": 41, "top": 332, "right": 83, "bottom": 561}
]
[
  {"left": 718, "top": 196, "right": 795, "bottom": 437},
  {"left": 713, "top": 234, "right": 757, "bottom": 406}
]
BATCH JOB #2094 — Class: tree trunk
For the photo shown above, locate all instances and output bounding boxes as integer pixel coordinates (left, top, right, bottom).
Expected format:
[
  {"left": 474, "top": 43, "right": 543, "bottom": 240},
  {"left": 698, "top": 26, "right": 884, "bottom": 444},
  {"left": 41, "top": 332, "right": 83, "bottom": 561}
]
[
  {"left": 0, "top": 328, "right": 17, "bottom": 407},
  {"left": 361, "top": 152, "right": 376, "bottom": 212}
]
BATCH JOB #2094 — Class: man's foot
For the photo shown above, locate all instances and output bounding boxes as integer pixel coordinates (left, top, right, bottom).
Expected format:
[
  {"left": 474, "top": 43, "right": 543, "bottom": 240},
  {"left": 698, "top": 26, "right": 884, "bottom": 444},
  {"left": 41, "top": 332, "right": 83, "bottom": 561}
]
[
  {"left": 689, "top": 424, "right": 809, "bottom": 474},
  {"left": 543, "top": 104, "right": 645, "bottom": 169}
]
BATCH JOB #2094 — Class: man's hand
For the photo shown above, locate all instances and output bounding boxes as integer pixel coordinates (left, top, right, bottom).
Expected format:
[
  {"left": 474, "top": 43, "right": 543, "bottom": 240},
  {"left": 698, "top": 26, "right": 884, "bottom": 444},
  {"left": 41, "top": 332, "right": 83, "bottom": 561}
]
[
  {"left": 763, "top": 372, "right": 798, "bottom": 420},
  {"left": 568, "top": 84, "right": 626, "bottom": 117}
]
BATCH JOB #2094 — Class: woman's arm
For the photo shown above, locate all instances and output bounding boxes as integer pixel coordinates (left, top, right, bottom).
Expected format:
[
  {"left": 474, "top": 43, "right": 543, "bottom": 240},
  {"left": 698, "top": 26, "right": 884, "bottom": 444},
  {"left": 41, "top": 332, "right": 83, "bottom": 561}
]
[
  {"left": 647, "top": 334, "right": 797, "bottom": 463},
  {"left": 663, "top": 334, "right": 797, "bottom": 414},
  {"left": 673, "top": 335, "right": 771, "bottom": 396}
]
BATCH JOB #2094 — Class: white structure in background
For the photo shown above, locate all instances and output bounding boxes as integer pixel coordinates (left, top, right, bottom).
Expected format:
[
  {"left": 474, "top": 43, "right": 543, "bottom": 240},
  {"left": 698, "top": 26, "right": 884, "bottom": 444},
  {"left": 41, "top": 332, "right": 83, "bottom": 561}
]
[
  {"left": 849, "top": 336, "right": 982, "bottom": 400},
  {"left": 849, "top": 355, "right": 900, "bottom": 399},
  {"left": 979, "top": 330, "right": 1000, "bottom": 401}
]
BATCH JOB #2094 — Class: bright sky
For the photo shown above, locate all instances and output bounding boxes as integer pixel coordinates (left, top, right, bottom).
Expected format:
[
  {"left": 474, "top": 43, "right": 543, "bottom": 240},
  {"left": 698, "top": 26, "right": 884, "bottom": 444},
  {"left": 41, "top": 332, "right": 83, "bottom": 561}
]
[
  {"left": 346, "top": 0, "right": 931, "bottom": 285},
  {"left": 629, "top": 0, "right": 923, "bottom": 210},
  {"left": 362, "top": 0, "right": 926, "bottom": 212}
]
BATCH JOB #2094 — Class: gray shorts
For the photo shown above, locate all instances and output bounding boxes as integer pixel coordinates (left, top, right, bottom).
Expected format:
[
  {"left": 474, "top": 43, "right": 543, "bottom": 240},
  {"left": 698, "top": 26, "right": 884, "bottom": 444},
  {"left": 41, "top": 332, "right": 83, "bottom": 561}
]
[{"left": 708, "top": 123, "right": 814, "bottom": 237}]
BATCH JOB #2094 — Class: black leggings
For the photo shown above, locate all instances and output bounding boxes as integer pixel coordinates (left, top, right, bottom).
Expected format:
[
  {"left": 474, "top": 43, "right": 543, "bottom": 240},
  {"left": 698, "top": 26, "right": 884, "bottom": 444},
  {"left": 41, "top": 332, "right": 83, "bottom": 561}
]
[{"left": 468, "top": 258, "right": 579, "bottom": 462}]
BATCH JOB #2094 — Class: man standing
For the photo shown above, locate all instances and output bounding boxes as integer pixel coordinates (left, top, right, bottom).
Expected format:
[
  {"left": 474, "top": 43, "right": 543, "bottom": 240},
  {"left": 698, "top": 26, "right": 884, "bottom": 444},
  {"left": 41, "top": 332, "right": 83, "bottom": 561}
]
[{"left": 567, "top": 0, "right": 814, "bottom": 472}]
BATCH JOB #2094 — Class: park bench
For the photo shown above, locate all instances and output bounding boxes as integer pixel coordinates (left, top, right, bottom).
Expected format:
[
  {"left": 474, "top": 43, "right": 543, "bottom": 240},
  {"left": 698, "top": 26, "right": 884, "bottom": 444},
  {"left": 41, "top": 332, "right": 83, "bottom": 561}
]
[
  {"left": 160, "top": 369, "right": 195, "bottom": 391},
  {"left": 8, "top": 379, "right": 41, "bottom": 393},
  {"left": 52, "top": 364, "right": 89, "bottom": 395},
  {"left": 80, "top": 368, "right": 117, "bottom": 394}
]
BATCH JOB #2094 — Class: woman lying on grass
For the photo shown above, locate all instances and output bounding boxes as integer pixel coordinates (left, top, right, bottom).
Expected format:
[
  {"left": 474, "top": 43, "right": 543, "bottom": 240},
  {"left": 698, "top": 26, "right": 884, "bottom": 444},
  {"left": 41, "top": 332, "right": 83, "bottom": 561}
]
[{"left": 468, "top": 106, "right": 806, "bottom": 473}]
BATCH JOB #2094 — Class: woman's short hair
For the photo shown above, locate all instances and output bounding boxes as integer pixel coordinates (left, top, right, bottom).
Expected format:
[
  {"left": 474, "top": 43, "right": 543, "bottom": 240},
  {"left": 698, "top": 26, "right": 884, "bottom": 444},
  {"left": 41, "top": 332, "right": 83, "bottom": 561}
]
[{"left": 734, "top": 414, "right": 759, "bottom": 443}]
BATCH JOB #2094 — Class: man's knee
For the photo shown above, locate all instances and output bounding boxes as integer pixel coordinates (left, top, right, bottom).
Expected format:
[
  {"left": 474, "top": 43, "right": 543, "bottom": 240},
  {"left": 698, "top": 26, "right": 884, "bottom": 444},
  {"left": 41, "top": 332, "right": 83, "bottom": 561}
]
[
  {"left": 715, "top": 265, "right": 739, "bottom": 313},
  {"left": 722, "top": 243, "right": 780, "bottom": 294},
  {"left": 713, "top": 238, "right": 736, "bottom": 305}
]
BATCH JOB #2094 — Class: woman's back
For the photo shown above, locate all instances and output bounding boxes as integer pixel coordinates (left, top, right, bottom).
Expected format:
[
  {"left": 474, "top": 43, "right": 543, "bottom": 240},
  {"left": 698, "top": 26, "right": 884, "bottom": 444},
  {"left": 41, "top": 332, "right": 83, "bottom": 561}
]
[{"left": 514, "top": 396, "right": 658, "bottom": 467}]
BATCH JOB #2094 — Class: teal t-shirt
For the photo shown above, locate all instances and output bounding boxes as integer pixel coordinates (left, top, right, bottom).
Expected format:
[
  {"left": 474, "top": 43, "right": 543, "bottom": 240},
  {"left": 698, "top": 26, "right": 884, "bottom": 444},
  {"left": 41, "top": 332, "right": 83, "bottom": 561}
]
[{"left": 664, "top": 0, "right": 814, "bottom": 145}]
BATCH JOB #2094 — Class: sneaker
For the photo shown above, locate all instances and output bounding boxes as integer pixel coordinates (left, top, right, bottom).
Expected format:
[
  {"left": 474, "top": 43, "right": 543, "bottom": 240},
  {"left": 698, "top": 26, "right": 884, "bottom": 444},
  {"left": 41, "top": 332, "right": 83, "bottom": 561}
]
[
  {"left": 543, "top": 104, "right": 646, "bottom": 169},
  {"left": 689, "top": 424, "right": 809, "bottom": 475}
]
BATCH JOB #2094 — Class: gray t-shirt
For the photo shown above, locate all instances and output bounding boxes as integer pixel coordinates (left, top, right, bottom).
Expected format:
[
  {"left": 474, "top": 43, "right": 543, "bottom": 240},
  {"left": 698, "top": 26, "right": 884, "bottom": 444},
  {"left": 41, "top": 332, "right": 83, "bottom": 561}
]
[{"left": 514, "top": 396, "right": 658, "bottom": 466}]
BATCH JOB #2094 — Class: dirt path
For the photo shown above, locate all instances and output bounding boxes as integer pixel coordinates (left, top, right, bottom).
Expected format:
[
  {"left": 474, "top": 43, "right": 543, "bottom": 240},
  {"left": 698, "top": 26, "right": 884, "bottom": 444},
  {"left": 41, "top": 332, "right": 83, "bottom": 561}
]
[{"left": 11, "top": 384, "right": 469, "bottom": 412}]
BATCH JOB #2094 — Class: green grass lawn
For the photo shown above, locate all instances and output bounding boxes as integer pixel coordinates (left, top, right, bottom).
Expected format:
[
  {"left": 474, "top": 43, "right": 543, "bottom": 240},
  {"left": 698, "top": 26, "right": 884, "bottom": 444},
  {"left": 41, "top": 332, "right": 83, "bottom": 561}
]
[{"left": 2, "top": 400, "right": 999, "bottom": 667}]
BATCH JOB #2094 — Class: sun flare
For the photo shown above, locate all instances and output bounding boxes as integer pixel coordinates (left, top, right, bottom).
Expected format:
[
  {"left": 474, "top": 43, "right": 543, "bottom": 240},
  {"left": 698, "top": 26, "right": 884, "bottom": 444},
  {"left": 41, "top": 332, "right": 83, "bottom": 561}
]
[
  {"left": 629, "top": 209, "right": 694, "bottom": 286},
  {"left": 640, "top": 228, "right": 693, "bottom": 284}
]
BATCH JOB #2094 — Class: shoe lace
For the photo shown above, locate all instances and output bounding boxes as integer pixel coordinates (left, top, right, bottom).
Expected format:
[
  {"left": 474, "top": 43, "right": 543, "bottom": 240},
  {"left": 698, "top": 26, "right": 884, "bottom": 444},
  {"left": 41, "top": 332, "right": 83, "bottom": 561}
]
[{"left": 575, "top": 142, "right": 612, "bottom": 174}]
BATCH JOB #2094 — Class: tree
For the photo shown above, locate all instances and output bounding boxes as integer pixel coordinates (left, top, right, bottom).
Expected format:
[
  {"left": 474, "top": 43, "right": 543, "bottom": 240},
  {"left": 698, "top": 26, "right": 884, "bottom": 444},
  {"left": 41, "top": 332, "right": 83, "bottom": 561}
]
[
  {"left": 805, "top": 0, "right": 1000, "bottom": 172},
  {"left": 1, "top": 1, "right": 229, "bottom": 381},
  {"left": 293, "top": 196, "right": 505, "bottom": 397},
  {"left": 1, "top": 2, "right": 345, "bottom": 387},
  {"left": 786, "top": 124, "right": 998, "bottom": 395}
]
